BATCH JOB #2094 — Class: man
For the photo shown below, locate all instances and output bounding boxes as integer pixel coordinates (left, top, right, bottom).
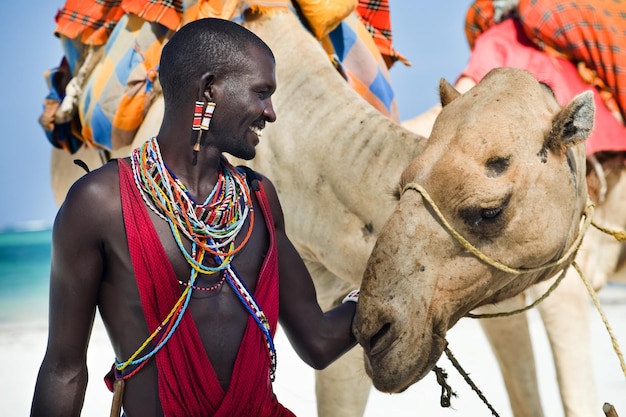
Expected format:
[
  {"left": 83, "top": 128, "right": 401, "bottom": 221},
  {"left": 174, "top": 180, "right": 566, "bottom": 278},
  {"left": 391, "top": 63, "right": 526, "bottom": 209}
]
[{"left": 31, "top": 18, "right": 358, "bottom": 417}]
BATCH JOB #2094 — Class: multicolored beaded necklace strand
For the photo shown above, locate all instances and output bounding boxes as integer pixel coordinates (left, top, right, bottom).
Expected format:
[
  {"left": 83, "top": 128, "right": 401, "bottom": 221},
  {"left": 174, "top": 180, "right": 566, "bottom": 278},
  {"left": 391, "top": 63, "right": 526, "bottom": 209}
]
[
  {"left": 132, "top": 137, "right": 255, "bottom": 265},
  {"left": 115, "top": 137, "right": 276, "bottom": 381}
]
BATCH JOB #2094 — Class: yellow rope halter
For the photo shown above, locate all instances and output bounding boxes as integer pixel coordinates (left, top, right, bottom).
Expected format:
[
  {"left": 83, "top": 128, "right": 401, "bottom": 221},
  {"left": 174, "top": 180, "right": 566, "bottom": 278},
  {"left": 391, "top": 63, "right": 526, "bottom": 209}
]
[
  {"left": 402, "top": 183, "right": 594, "bottom": 276},
  {"left": 402, "top": 182, "right": 626, "bottom": 377}
]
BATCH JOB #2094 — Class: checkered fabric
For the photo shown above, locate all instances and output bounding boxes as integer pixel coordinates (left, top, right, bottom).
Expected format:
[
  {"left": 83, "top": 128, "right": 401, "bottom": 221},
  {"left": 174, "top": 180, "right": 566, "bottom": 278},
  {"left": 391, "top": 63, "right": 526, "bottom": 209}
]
[
  {"left": 464, "top": 0, "right": 496, "bottom": 49},
  {"left": 324, "top": 13, "right": 400, "bottom": 119},
  {"left": 355, "top": 0, "right": 409, "bottom": 68},
  {"left": 48, "top": 0, "right": 404, "bottom": 151},
  {"left": 77, "top": 13, "right": 170, "bottom": 149},
  {"left": 54, "top": 0, "right": 126, "bottom": 46},
  {"left": 518, "top": 0, "right": 626, "bottom": 122},
  {"left": 55, "top": 0, "right": 183, "bottom": 45},
  {"left": 465, "top": 0, "right": 626, "bottom": 123}
]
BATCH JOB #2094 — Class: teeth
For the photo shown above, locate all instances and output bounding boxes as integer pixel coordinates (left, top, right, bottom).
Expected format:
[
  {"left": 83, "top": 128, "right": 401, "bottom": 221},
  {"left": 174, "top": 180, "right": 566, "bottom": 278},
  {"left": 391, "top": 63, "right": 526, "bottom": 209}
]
[{"left": 250, "top": 126, "right": 263, "bottom": 137}]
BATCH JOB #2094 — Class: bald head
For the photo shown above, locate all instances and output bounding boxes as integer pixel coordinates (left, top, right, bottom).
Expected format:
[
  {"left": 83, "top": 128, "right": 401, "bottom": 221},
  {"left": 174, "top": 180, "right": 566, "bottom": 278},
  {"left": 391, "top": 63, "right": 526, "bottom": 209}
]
[{"left": 159, "top": 18, "right": 274, "bottom": 107}]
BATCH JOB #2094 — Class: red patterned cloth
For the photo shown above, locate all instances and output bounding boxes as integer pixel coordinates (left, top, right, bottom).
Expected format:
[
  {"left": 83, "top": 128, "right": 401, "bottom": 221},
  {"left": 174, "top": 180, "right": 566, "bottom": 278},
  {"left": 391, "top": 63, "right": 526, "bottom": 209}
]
[
  {"left": 465, "top": 0, "right": 626, "bottom": 122},
  {"left": 117, "top": 159, "right": 295, "bottom": 417},
  {"left": 459, "top": 18, "right": 626, "bottom": 155},
  {"left": 55, "top": 0, "right": 183, "bottom": 45},
  {"left": 518, "top": 0, "right": 626, "bottom": 122},
  {"left": 464, "top": 0, "right": 496, "bottom": 50},
  {"left": 355, "top": 0, "right": 408, "bottom": 67}
]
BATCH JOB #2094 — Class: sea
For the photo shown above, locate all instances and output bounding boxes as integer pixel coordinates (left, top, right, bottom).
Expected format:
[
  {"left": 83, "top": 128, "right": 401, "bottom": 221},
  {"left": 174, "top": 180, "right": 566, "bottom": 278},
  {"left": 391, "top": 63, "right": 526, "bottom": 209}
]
[{"left": 0, "top": 226, "right": 52, "bottom": 324}]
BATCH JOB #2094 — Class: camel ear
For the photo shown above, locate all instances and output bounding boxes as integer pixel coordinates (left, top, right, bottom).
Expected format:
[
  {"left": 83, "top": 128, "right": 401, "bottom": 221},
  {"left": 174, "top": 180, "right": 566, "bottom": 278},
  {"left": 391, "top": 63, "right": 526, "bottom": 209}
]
[
  {"left": 544, "top": 91, "right": 594, "bottom": 155},
  {"left": 439, "top": 78, "right": 461, "bottom": 107}
]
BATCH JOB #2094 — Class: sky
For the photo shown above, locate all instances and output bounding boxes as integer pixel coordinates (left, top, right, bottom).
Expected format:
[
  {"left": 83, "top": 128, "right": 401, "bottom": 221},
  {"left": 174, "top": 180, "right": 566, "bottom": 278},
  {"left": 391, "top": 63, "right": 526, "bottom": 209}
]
[{"left": 0, "top": 1, "right": 472, "bottom": 230}]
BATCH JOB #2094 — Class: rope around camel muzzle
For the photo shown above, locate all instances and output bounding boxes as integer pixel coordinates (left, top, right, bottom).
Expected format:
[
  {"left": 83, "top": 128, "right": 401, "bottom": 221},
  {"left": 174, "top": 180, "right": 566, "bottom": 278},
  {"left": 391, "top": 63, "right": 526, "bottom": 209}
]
[{"left": 402, "top": 182, "right": 626, "bottom": 416}]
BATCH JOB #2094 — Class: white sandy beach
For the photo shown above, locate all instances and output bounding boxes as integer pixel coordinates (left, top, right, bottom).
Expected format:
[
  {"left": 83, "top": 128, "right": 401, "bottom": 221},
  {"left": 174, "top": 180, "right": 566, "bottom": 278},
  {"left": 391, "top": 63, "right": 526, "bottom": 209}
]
[{"left": 3, "top": 284, "right": 625, "bottom": 417}]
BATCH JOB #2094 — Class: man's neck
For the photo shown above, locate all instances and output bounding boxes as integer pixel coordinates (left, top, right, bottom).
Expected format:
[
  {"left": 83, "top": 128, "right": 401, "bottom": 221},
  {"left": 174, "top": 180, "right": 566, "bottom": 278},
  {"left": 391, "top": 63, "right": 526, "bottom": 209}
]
[{"left": 156, "top": 135, "right": 223, "bottom": 203}]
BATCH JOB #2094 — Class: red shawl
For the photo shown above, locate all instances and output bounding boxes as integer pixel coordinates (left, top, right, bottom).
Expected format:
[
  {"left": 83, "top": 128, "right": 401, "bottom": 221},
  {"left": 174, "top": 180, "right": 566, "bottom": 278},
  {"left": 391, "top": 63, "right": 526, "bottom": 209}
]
[
  {"left": 465, "top": 0, "right": 626, "bottom": 127},
  {"left": 117, "top": 159, "right": 295, "bottom": 417},
  {"left": 459, "top": 19, "right": 626, "bottom": 156},
  {"left": 55, "top": 0, "right": 182, "bottom": 45}
]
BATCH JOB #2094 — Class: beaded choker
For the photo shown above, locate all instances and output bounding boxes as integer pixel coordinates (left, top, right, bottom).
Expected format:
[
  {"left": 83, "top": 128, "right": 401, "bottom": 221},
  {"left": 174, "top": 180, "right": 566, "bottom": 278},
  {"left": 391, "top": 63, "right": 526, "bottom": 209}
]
[
  {"left": 131, "top": 137, "right": 254, "bottom": 270},
  {"left": 117, "top": 137, "right": 276, "bottom": 381}
]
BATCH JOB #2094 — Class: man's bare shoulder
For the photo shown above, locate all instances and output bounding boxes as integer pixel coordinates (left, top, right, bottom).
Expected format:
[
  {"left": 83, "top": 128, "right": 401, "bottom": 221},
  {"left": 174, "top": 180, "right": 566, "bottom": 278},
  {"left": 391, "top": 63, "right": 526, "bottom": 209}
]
[
  {"left": 68, "top": 158, "right": 120, "bottom": 196},
  {"left": 50, "top": 159, "right": 126, "bottom": 285},
  {"left": 57, "top": 159, "right": 123, "bottom": 229}
]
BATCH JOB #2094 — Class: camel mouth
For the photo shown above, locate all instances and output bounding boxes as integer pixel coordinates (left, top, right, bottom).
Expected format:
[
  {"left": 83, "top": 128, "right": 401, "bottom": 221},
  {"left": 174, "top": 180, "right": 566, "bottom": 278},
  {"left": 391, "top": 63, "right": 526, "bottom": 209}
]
[
  {"left": 367, "top": 331, "right": 448, "bottom": 394},
  {"left": 367, "top": 323, "right": 400, "bottom": 358}
]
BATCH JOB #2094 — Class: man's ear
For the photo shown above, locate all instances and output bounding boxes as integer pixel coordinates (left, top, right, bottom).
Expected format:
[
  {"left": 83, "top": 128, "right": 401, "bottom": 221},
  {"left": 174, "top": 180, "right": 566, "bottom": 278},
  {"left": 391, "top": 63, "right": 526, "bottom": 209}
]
[{"left": 198, "top": 72, "right": 215, "bottom": 101}]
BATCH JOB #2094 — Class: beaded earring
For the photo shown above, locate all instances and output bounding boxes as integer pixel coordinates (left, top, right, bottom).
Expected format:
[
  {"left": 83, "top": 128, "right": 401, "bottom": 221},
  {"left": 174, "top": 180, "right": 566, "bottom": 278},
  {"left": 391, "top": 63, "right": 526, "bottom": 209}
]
[
  {"left": 201, "top": 101, "right": 216, "bottom": 131},
  {"left": 192, "top": 101, "right": 216, "bottom": 152},
  {"left": 192, "top": 101, "right": 204, "bottom": 131}
]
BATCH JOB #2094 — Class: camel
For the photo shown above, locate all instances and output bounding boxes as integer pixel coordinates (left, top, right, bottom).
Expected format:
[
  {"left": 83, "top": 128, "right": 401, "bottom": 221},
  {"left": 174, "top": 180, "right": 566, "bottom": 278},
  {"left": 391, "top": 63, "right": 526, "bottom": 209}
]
[
  {"left": 352, "top": 67, "right": 596, "bottom": 412},
  {"left": 402, "top": 68, "right": 626, "bottom": 417},
  {"left": 46, "top": 5, "right": 608, "bottom": 417}
]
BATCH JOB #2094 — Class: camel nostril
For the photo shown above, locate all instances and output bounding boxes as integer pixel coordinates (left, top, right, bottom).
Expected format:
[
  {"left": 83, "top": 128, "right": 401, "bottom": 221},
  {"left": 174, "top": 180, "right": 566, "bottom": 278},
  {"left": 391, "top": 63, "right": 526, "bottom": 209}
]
[{"left": 369, "top": 322, "right": 392, "bottom": 354}]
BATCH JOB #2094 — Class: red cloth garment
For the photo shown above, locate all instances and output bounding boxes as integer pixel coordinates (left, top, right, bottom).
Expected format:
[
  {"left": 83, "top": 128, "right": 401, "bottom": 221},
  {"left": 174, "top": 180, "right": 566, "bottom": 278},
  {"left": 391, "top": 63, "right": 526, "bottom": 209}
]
[
  {"left": 117, "top": 159, "right": 296, "bottom": 417},
  {"left": 55, "top": 0, "right": 126, "bottom": 45},
  {"left": 464, "top": 0, "right": 496, "bottom": 50},
  {"left": 459, "top": 18, "right": 626, "bottom": 155},
  {"left": 55, "top": 0, "right": 183, "bottom": 45},
  {"left": 518, "top": 0, "right": 626, "bottom": 122},
  {"left": 355, "top": 0, "right": 409, "bottom": 67}
]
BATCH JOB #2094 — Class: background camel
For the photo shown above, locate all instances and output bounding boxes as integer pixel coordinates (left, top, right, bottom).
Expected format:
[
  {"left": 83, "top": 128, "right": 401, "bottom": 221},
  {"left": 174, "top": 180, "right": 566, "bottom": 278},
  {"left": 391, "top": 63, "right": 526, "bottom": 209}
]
[
  {"left": 50, "top": 7, "right": 425, "bottom": 417},
  {"left": 46, "top": 5, "right": 613, "bottom": 417},
  {"left": 353, "top": 66, "right": 595, "bottom": 404}
]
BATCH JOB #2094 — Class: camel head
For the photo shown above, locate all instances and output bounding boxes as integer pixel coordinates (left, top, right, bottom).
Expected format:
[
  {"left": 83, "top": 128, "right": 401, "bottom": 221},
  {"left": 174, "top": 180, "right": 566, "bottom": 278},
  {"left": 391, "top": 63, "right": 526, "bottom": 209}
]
[{"left": 353, "top": 67, "right": 595, "bottom": 393}]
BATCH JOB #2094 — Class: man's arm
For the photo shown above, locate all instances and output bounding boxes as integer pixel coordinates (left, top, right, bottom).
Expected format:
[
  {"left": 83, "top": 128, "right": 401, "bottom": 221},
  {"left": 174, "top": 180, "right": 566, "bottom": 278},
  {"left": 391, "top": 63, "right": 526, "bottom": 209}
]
[
  {"left": 261, "top": 176, "right": 357, "bottom": 370},
  {"left": 31, "top": 172, "right": 110, "bottom": 417}
]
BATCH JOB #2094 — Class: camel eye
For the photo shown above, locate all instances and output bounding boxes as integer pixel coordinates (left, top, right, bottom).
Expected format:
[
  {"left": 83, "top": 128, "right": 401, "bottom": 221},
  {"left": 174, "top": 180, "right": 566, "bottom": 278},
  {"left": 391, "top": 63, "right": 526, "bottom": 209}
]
[
  {"left": 481, "top": 207, "right": 502, "bottom": 220},
  {"left": 486, "top": 155, "right": 511, "bottom": 178},
  {"left": 459, "top": 193, "right": 511, "bottom": 232},
  {"left": 460, "top": 206, "right": 500, "bottom": 228}
]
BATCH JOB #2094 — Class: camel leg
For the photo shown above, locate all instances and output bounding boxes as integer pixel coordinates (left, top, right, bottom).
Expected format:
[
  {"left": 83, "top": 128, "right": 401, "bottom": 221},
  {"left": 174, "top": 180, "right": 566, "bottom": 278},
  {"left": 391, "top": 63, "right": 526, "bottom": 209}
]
[
  {"left": 588, "top": 158, "right": 626, "bottom": 288},
  {"left": 588, "top": 165, "right": 626, "bottom": 288},
  {"left": 305, "top": 260, "right": 371, "bottom": 417},
  {"left": 535, "top": 171, "right": 626, "bottom": 417},
  {"left": 530, "top": 271, "right": 601, "bottom": 417},
  {"left": 314, "top": 346, "right": 371, "bottom": 417},
  {"left": 476, "top": 294, "right": 545, "bottom": 417}
]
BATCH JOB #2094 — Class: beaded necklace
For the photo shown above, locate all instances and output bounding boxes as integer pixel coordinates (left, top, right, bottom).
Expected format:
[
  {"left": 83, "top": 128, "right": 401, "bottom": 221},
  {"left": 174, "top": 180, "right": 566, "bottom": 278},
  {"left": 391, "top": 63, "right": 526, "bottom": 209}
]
[
  {"left": 131, "top": 137, "right": 255, "bottom": 267},
  {"left": 117, "top": 137, "right": 276, "bottom": 381}
]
